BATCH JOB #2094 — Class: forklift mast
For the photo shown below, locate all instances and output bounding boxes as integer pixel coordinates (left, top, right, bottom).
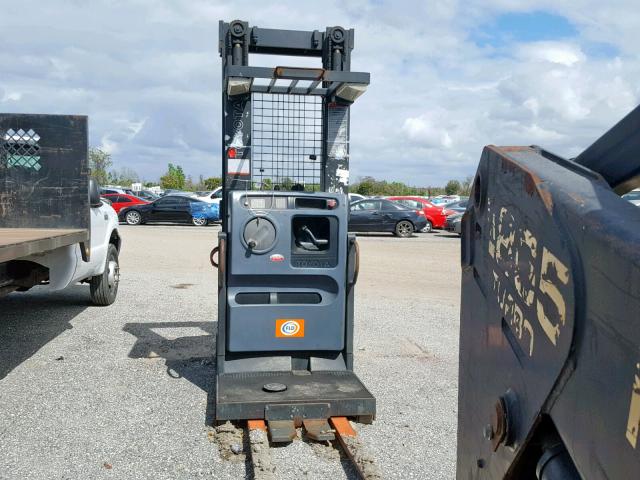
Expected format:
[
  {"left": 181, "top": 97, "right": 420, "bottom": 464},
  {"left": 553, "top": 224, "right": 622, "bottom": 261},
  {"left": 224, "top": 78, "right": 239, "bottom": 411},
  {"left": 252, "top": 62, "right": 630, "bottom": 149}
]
[
  {"left": 219, "top": 20, "right": 369, "bottom": 223},
  {"left": 214, "top": 20, "right": 374, "bottom": 438},
  {"left": 457, "top": 105, "right": 640, "bottom": 479}
]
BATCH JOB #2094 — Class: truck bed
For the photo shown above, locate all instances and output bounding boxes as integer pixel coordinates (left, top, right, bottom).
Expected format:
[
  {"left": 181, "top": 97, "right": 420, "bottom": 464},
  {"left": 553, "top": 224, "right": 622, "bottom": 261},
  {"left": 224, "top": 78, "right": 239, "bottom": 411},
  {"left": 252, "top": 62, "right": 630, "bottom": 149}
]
[{"left": 0, "top": 228, "right": 87, "bottom": 263}]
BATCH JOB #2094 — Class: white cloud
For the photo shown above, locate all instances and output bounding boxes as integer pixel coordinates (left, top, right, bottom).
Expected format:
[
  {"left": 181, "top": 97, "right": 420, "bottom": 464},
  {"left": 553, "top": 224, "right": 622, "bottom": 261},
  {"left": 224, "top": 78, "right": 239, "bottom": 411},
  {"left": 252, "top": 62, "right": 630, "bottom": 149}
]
[
  {"left": 0, "top": 0, "right": 638, "bottom": 186},
  {"left": 1, "top": 91, "right": 22, "bottom": 102},
  {"left": 403, "top": 115, "right": 453, "bottom": 149},
  {"left": 516, "top": 41, "right": 586, "bottom": 66}
]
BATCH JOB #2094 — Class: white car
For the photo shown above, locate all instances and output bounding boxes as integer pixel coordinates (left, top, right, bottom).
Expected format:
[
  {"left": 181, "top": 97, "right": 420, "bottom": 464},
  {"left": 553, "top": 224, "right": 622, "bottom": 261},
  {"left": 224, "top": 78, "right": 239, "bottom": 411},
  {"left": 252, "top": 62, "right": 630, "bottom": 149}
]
[
  {"left": 430, "top": 195, "right": 460, "bottom": 206},
  {"left": 197, "top": 187, "right": 223, "bottom": 204},
  {"left": 622, "top": 189, "right": 640, "bottom": 206},
  {"left": 348, "top": 192, "right": 367, "bottom": 203}
]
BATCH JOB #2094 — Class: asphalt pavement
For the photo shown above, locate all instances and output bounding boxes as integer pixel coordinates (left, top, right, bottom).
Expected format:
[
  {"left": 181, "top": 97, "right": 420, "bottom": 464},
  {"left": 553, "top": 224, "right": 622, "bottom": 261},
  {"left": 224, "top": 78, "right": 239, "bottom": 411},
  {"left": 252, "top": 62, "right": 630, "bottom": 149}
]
[{"left": 0, "top": 224, "right": 461, "bottom": 479}]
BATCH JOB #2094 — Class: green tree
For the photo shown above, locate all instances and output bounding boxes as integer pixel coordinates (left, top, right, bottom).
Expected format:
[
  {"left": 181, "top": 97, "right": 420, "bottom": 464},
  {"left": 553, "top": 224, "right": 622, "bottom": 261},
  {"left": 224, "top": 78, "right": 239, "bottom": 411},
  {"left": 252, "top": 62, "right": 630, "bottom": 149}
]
[
  {"left": 354, "top": 176, "right": 376, "bottom": 196},
  {"left": 445, "top": 179, "right": 461, "bottom": 195},
  {"left": 160, "top": 163, "right": 186, "bottom": 190},
  {"left": 88, "top": 148, "right": 112, "bottom": 186},
  {"left": 109, "top": 167, "right": 139, "bottom": 186},
  {"left": 184, "top": 175, "right": 195, "bottom": 191},
  {"left": 261, "top": 178, "right": 273, "bottom": 190},
  {"left": 460, "top": 175, "right": 474, "bottom": 196},
  {"left": 280, "top": 177, "right": 293, "bottom": 190},
  {"left": 203, "top": 177, "right": 222, "bottom": 190}
]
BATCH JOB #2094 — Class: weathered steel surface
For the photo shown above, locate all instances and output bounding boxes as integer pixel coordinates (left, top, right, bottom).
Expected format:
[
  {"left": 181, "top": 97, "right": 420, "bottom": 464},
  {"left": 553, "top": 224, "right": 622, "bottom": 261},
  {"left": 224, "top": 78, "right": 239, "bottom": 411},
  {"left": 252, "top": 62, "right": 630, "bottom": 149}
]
[
  {"left": 457, "top": 141, "right": 640, "bottom": 478},
  {"left": 216, "top": 371, "right": 375, "bottom": 421},
  {"left": 0, "top": 114, "right": 89, "bottom": 236},
  {"left": 0, "top": 228, "right": 86, "bottom": 263}
]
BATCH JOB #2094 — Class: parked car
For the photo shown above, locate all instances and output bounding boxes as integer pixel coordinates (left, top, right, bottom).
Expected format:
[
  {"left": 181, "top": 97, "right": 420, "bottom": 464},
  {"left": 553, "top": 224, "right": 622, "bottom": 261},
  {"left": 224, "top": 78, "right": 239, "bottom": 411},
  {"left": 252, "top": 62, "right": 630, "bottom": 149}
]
[
  {"left": 622, "top": 189, "right": 640, "bottom": 206},
  {"left": 101, "top": 193, "right": 149, "bottom": 214},
  {"left": 101, "top": 187, "right": 127, "bottom": 195},
  {"left": 161, "top": 189, "right": 197, "bottom": 197},
  {"left": 349, "top": 198, "right": 427, "bottom": 237},
  {"left": 134, "top": 189, "right": 160, "bottom": 201},
  {"left": 444, "top": 200, "right": 468, "bottom": 214},
  {"left": 348, "top": 192, "right": 367, "bottom": 203},
  {"left": 388, "top": 196, "right": 453, "bottom": 233},
  {"left": 197, "top": 187, "right": 223, "bottom": 204},
  {"left": 430, "top": 195, "right": 460, "bottom": 206},
  {"left": 119, "top": 195, "right": 220, "bottom": 226},
  {"left": 445, "top": 212, "right": 463, "bottom": 235}
]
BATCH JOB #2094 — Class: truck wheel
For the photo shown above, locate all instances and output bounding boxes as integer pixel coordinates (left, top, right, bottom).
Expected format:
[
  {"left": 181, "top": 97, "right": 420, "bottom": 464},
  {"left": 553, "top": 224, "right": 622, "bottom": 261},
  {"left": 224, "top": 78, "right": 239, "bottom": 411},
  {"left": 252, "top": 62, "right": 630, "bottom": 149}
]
[
  {"left": 125, "top": 210, "right": 142, "bottom": 225},
  {"left": 192, "top": 216, "right": 208, "bottom": 226},
  {"left": 90, "top": 244, "right": 119, "bottom": 306},
  {"left": 394, "top": 220, "right": 414, "bottom": 238}
]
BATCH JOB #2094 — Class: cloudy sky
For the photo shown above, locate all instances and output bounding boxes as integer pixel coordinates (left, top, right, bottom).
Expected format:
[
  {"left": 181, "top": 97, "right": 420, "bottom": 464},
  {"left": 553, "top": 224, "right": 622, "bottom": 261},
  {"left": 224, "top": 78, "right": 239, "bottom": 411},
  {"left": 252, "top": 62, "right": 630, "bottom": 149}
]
[{"left": 1, "top": 0, "right": 638, "bottom": 186}]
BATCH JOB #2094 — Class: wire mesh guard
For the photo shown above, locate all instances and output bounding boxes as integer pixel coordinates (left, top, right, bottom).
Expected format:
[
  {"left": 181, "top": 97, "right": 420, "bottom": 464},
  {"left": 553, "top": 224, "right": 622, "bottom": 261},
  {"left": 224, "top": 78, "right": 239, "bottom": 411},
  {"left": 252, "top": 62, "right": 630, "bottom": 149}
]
[
  {"left": 1, "top": 128, "right": 42, "bottom": 171},
  {"left": 251, "top": 93, "right": 323, "bottom": 191}
]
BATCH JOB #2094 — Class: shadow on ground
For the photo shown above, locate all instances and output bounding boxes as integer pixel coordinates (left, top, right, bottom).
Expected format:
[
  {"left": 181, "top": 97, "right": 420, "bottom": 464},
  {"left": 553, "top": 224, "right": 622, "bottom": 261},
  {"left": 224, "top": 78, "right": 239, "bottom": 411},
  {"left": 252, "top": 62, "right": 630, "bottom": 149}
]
[
  {"left": 123, "top": 321, "right": 217, "bottom": 424},
  {"left": 433, "top": 233, "right": 461, "bottom": 238},
  {"left": 0, "top": 285, "right": 90, "bottom": 380}
]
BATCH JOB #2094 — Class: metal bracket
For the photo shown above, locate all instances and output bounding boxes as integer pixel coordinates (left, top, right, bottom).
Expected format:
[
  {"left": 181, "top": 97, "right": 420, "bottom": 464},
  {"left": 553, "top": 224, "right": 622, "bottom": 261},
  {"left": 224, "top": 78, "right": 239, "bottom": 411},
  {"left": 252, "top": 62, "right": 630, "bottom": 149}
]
[
  {"left": 303, "top": 419, "right": 336, "bottom": 441},
  {"left": 266, "top": 420, "right": 296, "bottom": 443}
]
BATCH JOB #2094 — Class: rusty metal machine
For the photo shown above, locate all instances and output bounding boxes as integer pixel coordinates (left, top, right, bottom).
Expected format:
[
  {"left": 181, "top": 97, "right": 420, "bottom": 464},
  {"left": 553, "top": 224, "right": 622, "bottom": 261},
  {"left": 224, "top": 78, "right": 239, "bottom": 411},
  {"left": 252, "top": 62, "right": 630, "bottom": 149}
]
[
  {"left": 457, "top": 104, "right": 640, "bottom": 479},
  {"left": 213, "top": 20, "right": 374, "bottom": 443}
]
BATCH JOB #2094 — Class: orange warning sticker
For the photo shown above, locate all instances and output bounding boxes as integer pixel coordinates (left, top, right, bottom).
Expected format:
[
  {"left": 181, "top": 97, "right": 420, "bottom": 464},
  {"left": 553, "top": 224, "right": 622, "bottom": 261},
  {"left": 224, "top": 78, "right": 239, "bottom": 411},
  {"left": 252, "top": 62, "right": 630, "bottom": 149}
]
[{"left": 275, "top": 319, "right": 305, "bottom": 338}]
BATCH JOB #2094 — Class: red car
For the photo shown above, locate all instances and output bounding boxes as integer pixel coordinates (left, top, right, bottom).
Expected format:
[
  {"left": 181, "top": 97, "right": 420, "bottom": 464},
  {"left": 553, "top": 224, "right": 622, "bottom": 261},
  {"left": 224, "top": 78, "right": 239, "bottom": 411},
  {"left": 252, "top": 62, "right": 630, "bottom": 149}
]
[
  {"left": 388, "top": 196, "right": 454, "bottom": 232},
  {"left": 102, "top": 193, "right": 149, "bottom": 214}
]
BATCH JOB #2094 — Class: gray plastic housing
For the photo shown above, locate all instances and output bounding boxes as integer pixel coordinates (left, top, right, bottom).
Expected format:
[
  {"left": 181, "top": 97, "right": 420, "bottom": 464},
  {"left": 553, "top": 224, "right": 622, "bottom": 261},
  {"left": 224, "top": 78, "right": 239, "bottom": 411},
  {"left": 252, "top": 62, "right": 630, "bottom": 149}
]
[{"left": 226, "top": 191, "right": 348, "bottom": 352}]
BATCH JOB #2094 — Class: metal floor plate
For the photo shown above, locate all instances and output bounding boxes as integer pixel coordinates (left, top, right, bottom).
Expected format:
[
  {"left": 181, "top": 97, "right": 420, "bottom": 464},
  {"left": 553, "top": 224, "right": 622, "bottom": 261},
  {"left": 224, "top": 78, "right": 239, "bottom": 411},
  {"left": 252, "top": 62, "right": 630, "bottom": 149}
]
[{"left": 215, "top": 370, "right": 376, "bottom": 421}]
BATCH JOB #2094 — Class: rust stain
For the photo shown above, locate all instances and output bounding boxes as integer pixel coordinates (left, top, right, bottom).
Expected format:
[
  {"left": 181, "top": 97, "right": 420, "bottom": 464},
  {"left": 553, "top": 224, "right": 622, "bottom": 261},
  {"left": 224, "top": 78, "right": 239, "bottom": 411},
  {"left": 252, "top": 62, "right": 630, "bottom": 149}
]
[
  {"left": 497, "top": 146, "right": 534, "bottom": 153},
  {"left": 567, "top": 191, "right": 586, "bottom": 207},
  {"left": 488, "top": 146, "right": 554, "bottom": 213},
  {"left": 274, "top": 66, "right": 325, "bottom": 80}
]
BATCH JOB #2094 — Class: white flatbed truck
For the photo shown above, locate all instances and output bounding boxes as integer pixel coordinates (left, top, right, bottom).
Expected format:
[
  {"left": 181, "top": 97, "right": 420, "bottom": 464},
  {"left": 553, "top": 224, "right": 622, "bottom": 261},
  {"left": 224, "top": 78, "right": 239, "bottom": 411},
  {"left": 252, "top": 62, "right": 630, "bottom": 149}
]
[{"left": 0, "top": 113, "right": 121, "bottom": 305}]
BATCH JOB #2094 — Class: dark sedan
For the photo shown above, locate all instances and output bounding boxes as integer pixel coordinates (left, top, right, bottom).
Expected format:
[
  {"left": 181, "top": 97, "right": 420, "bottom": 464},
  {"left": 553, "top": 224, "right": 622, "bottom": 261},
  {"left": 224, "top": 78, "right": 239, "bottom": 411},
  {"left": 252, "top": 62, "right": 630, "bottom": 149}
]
[
  {"left": 119, "top": 195, "right": 220, "bottom": 226},
  {"left": 445, "top": 212, "right": 463, "bottom": 235},
  {"left": 349, "top": 198, "right": 427, "bottom": 237}
]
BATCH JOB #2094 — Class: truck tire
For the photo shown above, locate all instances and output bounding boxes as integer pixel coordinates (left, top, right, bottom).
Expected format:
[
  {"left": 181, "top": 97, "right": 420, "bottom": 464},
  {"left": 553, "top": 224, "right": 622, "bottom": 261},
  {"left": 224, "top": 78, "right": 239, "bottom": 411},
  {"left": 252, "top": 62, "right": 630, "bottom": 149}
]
[{"left": 90, "top": 244, "right": 119, "bottom": 306}]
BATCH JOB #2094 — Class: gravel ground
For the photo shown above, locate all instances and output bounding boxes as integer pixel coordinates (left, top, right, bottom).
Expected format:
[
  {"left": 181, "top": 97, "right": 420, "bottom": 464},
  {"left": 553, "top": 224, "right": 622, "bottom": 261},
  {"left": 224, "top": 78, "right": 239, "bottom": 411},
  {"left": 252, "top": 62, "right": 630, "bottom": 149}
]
[{"left": 0, "top": 224, "right": 461, "bottom": 479}]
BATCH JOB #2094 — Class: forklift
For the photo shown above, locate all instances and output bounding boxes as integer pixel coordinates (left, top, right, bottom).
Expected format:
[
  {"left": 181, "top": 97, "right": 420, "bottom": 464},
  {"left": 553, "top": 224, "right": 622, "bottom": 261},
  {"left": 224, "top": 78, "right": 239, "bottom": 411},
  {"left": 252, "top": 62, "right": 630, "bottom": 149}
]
[{"left": 212, "top": 20, "right": 375, "bottom": 443}]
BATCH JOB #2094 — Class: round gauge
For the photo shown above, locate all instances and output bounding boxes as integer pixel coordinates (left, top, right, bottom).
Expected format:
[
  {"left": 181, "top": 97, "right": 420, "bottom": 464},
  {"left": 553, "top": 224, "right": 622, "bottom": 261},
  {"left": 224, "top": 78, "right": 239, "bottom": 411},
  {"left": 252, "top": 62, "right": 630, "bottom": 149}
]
[{"left": 243, "top": 216, "right": 277, "bottom": 253}]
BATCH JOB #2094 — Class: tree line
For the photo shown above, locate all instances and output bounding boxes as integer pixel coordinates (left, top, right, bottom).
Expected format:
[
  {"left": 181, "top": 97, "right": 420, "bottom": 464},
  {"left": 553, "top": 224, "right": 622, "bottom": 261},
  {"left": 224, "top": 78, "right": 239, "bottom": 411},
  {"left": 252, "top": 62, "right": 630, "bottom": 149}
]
[
  {"left": 351, "top": 176, "right": 473, "bottom": 197},
  {"left": 89, "top": 148, "right": 221, "bottom": 191},
  {"left": 89, "top": 147, "right": 473, "bottom": 196}
]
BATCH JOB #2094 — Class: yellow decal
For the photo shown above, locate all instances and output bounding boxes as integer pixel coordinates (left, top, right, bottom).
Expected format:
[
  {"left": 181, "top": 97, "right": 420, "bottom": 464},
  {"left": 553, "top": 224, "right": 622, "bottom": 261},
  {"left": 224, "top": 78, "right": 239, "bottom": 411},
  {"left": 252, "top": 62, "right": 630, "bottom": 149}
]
[
  {"left": 495, "top": 207, "right": 515, "bottom": 264},
  {"left": 626, "top": 364, "right": 640, "bottom": 449},
  {"left": 487, "top": 206, "right": 570, "bottom": 356},
  {"left": 493, "top": 270, "right": 535, "bottom": 356},
  {"left": 536, "top": 247, "right": 570, "bottom": 346},
  {"left": 514, "top": 229, "right": 537, "bottom": 307}
]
